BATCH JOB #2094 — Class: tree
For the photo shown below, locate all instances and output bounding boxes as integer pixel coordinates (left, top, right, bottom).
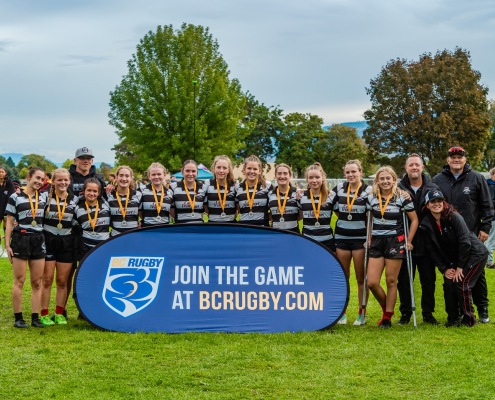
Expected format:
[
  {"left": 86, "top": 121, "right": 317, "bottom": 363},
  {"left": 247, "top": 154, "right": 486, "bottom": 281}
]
[
  {"left": 236, "top": 92, "right": 284, "bottom": 171},
  {"left": 62, "top": 159, "right": 72, "bottom": 169},
  {"left": 275, "top": 112, "right": 324, "bottom": 177},
  {"left": 478, "top": 100, "right": 495, "bottom": 171},
  {"left": 97, "top": 162, "right": 114, "bottom": 180},
  {"left": 364, "top": 48, "right": 491, "bottom": 176},
  {"left": 6, "top": 157, "right": 15, "bottom": 169},
  {"left": 17, "top": 154, "right": 57, "bottom": 174},
  {"left": 316, "top": 124, "right": 369, "bottom": 178},
  {"left": 109, "top": 24, "right": 252, "bottom": 174}
]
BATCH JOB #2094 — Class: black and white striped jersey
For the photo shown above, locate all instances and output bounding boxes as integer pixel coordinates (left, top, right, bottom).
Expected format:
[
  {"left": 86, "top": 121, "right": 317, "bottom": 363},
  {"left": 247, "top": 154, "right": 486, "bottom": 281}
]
[
  {"left": 297, "top": 189, "right": 336, "bottom": 242},
  {"left": 268, "top": 186, "right": 299, "bottom": 230},
  {"left": 107, "top": 189, "right": 142, "bottom": 236},
  {"left": 171, "top": 180, "right": 207, "bottom": 223},
  {"left": 332, "top": 181, "right": 372, "bottom": 241},
  {"left": 6, "top": 191, "right": 49, "bottom": 234},
  {"left": 74, "top": 199, "right": 111, "bottom": 247},
  {"left": 139, "top": 184, "right": 174, "bottom": 226},
  {"left": 236, "top": 180, "right": 273, "bottom": 226},
  {"left": 43, "top": 194, "right": 78, "bottom": 237},
  {"left": 203, "top": 179, "right": 239, "bottom": 222},
  {"left": 366, "top": 193, "right": 414, "bottom": 237}
]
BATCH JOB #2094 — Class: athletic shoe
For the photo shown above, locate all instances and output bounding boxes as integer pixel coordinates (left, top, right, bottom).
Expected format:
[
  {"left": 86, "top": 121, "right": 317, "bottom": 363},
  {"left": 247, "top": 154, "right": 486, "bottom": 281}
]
[
  {"left": 14, "top": 319, "right": 29, "bottom": 328},
  {"left": 54, "top": 314, "right": 67, "bottom": 325},
  {"left": 459, "top": 318, "right": 478, "bottom": 328},
  {"left": 479, "top": 308, "right": 490, "bottom": 323},
  {"left": 395, "top": 316, "right": 410, "bottom": 326},
  {"left": 40, "top": 315, "right": 55, "bottom": 326},
  {"left": 445, "top": 320, "right": 459, "bottom": 328},
  {"left": 337, "top": 314, "right": 347, "bottom": 325},
  {"left": 486, "top": 263, "right": 495, "bottom": 270},
  {"left": 353, "top": 313, "right": 367, "bottom": 325},
  {"left": 31, "top": 318, "right": 45, "bottom": 328},
  {"left": 423, "top": 316, "right": 441, "bottom": 326},
  {"left": 379, "top": 318, "right": 392, "bottom": 329},
  {"left": 53, "top": 310, "right": 69, "bottom": 322}
]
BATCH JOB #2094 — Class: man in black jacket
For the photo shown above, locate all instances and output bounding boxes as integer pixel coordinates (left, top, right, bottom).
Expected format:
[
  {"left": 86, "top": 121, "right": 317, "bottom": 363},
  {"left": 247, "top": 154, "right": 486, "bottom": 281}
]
[
  {"left": 432, "top": 146, "right": 493, "bottom": 323},
  {"left": 397, "top": 154, "right": 441, "bottom": 325}
]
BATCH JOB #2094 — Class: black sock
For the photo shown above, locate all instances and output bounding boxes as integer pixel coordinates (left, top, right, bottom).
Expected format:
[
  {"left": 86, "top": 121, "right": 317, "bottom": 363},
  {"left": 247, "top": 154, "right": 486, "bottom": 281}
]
[
  {"left": 14, "top": 312, "right": 23, "bottom": 322},
  {"left": 31, "top": 313, "right": 39, "bottom": 321}
]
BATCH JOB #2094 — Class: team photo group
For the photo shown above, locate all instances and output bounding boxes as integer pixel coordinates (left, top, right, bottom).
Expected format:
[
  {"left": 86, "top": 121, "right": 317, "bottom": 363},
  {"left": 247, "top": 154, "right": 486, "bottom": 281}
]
[{"left": 1, "top": 144, "right": 494, "bottom": 330}]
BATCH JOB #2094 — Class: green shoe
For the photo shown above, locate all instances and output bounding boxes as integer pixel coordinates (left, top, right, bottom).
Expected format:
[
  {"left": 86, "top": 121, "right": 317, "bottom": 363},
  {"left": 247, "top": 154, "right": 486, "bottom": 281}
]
[
  {"left": 353, "top": 313, "right": 367, "bottom": 326},
  {"left": 337, "top": 313, "right": 347, "bottom": 325},
  {"left": 40, "top": 315, "right": 55, "bottom": 326},
  {"left": 54, "top": 314, "right": 67, "bottom": 325}
]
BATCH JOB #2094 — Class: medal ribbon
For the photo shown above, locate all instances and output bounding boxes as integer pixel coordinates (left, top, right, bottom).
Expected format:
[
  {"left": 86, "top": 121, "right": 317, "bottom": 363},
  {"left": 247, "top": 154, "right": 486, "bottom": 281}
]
[
  {"left": 216, "top": 180, "right": 228, "bottom": 212},
  {"left": 309, "top": 190, "right": 322, "bottom": 221},
  {"left": 347, "top": 181, "right": 362, "bottom": 216},
  {"left": 184, "top": 181, "right": 197, "bottom": 212},
  {"left": 246, "top": 180, "right": 258, "bottom": 212},
  {"left": 276, "top": 187, "right": 289, "bottom": 218},
  {"left": 116, "top": 189, "right": 130, "bottom": 220},
  {"left": 55, "top": 192, "right": 67, "bottom": 223},
  {"left": 152, "top": 185, "right": 164, "bottom": 215},
  {"left": 378, "top": 192, "right": 392, "bottom": 219},
  {"left": 85, "top": 201, "right": 99, "bottom": 232},
  {"left": 27, "top": 190, "right": 39, "bottom": 222}
]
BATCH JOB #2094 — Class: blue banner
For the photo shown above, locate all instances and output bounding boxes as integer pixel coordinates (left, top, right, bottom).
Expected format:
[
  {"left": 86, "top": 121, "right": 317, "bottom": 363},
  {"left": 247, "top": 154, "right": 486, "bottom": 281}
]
[{"left": 75, "top": 224, "right": 349, "bottom": 333}]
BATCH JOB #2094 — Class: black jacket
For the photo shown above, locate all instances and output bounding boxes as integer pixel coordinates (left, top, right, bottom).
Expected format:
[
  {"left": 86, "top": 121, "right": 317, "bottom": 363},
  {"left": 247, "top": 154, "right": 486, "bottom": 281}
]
[
  {"left": 398, "top": 173, "right": 438, "bottom": 257},
  {"left": 68, "top": 164, "right": 107, "bottom": 199},
  {"left": 420, "top": 212, "right": 488, "bottom": 274},
  {"left": 487, "top": 179, "right": 495, "bottom": 207},
  {"left": 432, "top": 164, "right": 493, "bottom": 235},
  {"left": 0, "top": 179, "right": 15, "bottom": 219}
]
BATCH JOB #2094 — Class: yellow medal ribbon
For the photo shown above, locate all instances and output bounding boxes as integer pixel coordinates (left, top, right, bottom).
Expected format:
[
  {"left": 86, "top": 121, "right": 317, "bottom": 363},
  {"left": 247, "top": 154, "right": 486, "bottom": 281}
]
[
  {"left": 116, "top": 189, "right": 130, "bottom": 221},
  {"left": 152, "top": 185, "right": 164, "bottom": 215},
  {"left": 276, "top": 187, "right": 289, "bottom": 220},
  {"left": 184, "top": 181, "right": 197, "bottom": 213},
  {"left": 216, "top": 180, "right": 228, "bottom": 213},
  {"left": 378, "top": 191, "right": 392, "bottom": 222},
  {"left": 245, "top": 180, "right": 258, "bottom": 213},
  {"left": 85, "top": 201, "right": 99, "bottom": 233},
  {"left": 27, "top": 190, "right": 39, "bottom": 226},
  {"left": 55, "top": 192, "right": 67, "bottom": 228},
  {"left": 346, "top": 181, "right": 362, "bottom": 219},
  {"left": 309, "top": 189, "right": 322, "bottom": 221}
]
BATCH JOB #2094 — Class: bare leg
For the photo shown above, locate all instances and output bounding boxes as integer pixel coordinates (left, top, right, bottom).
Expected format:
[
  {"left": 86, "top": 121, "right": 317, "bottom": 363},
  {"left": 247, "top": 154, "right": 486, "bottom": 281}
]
[
  {"left": 41, "top": 261, "right": 56, "bottom": 310},
  {"left": 384, "top": 259, "right": 402, "bottom": 313},
  {"left": 351, "top": 248, "right": 369, "bottom": 307},
  {"left": 54, "top": 262, "right": 72, "bottom": 308},
  {"left": 367, "top": 257, "right": 386, "bottom": 305},
  {"left": 28, "top": 259, "right": 45, "bottom": 314},
  {"left": 12, "top": 258, "right": 27, "bottom": 313}
]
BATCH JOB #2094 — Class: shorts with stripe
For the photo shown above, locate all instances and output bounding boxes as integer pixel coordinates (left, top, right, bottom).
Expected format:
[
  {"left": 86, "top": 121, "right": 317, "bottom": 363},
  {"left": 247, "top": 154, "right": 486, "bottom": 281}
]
[
  {"left": 10, "top": 231, "right": 46, "bottom": 260},
  {"left": 368, "top": 235, "right": 406, "bottom": 259}
]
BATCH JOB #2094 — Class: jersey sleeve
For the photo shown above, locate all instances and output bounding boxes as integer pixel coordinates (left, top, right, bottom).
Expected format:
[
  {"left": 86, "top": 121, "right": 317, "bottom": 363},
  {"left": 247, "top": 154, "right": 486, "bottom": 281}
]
[
  {"left": 401, "top": 195, "right": 414, "bottom": 211},
  {"left": 5, "top": 193, "right": 17, "bottom": 217}
]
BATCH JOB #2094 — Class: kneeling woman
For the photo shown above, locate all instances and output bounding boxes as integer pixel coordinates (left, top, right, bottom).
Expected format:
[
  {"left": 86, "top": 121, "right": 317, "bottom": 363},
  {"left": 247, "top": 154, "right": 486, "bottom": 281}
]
[
  {"left": 421, "top": 190, "right": 488, "bottom": 327},
  {"left": 172, "top": 160, "right": 207, "bottom": 223},
  {"left": 365, "top": 166, "right": 418, "bottom": 328},
  {"left": 268, "top": 163, "right": 300, "bottom": 233}
]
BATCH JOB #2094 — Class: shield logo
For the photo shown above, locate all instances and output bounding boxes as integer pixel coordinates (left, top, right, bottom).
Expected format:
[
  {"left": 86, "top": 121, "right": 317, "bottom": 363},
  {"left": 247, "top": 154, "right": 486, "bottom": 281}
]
[{"left": 102, "top": 256, "right": 165, "bottom": 318}]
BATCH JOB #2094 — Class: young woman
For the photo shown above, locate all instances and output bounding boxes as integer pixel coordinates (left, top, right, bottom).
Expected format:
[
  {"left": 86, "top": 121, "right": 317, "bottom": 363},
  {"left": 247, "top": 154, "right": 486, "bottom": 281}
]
[
  {"left": 332, "top": 160, "right": 373, "bottom": 325},
  {"left": 107, "top": 166, "right": 142, "bottom": 236},
  {"left": 139, "top": 162, "right": 174, "bottom": 226},
  {"left": 74, "top": 178, "right": 111, "bottom": 258},
  {"left": 40, "top": 168, "right": 78, "bottom": 326},
  {"left": 297, "top": 162, "right": 336, "bottom": 251},
  {"left": 268, "top": 163, "right": 300, "bottom": 233},
  {"left": 171, "top": 160, "right": 207, "bottom": 223},
  {"left": 4, "top": 167, "right": 48, "bottom": 328},
  {"left": 421, "top": 190, "right": 488, "bottom": 327},
  {"left": 204, "top": 155, "right": 239, "bottom": 223},
  {"left": 236, "top": 155, "right": 272, "bottom": 226},
  {"left": 0, "top": 166, "right": 16, "bottom": 235},
  {"left": 365, "top": 166, "right": 418, "bottom": 328}
]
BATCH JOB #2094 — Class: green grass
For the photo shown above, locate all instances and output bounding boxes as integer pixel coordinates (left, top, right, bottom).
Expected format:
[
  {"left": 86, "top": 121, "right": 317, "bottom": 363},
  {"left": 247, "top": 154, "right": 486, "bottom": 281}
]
[{"left": 1, "top": 226, "right": 495, "bottom": 399}]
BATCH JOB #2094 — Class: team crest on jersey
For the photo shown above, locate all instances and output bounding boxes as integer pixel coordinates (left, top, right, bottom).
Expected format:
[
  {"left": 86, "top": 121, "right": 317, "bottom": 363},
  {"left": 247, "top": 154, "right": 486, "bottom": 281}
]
[
  {"left": 463, "top": 187, "right": 470, "bottom": 194},
  {"left": 102, "top": 256, "right": 164, "bottom": 318}
]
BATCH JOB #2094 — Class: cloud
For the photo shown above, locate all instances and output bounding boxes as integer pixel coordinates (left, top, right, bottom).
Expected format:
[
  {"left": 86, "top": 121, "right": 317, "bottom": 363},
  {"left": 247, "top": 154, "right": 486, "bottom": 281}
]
[
  {"left": 0, "top": 39, "right": 16, "bottom": 52},
  {"left": 56, "top": 54, "right": 112, "bottom": 67}
]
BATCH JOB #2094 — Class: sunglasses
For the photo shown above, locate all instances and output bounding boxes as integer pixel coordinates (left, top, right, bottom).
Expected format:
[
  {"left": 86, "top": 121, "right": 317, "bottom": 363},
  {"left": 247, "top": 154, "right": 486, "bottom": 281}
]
[{"left": 448, "top": 146, "right": 465, "bottom": 155}]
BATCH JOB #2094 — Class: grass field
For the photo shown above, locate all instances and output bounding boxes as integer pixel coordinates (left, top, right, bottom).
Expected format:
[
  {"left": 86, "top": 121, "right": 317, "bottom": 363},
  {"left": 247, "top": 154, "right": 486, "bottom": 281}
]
[{"left": 1, "top": 224, "right": 495, "bottom": 399}]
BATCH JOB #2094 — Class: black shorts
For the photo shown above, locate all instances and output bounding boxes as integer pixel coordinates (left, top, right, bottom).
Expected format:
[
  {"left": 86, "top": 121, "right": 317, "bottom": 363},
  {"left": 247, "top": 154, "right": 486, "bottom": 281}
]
[
  {"left": 369, "top": 235, "right": 406, "bottom": 259},
  {"left": 10, "top": 231, "right": 46, "bottom": 260},
  {"left": 319, "top": 238, "right": 336, "bottom": 253},
  {"left": 45, "top": 234, "right": 74, "bottom": 263},
  {"left": 335, "top": 239, "right": 366, "bottom": 251}
]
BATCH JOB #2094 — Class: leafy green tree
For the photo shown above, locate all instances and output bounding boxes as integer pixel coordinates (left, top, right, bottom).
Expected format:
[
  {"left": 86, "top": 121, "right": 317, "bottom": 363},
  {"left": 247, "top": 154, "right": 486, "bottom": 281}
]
[
  {"left": 236, "top": 92, "right": 284, "bottom": 171},
  {"left": 364, "top": 48, "right": 491, "bottom": 175},
  {"left": 109, "top": 24, "right": 252, "bottom": 174},
  {"left": 275, "top": 112, "right": 324, "bottom": 177},
  {"left": 17, "top": 154, "right": 57, "bottom": 174},
  {"left": 478, "top": 100, "right": 495, "bottom": 171},
  {"left": 6, "top": 157, "right": 15, "bottom": 169},
  {"left": 97, "top": 162, "right": 114, "bottom": 181},
  {"left": 62, "top": 159, "right": 72, "bottom": 169}
]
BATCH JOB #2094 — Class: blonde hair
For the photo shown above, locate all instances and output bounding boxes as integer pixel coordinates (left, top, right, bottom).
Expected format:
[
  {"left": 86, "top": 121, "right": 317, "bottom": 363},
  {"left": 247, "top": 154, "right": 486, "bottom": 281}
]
[
  {"left": 490, "top": 167, "right": 495, "bottom": 176},
  {"left": 146, "top": 162, "right": 167, "bottom": 177},
  {"left": 275, "top": 163, "right": 293, "bottom": 187},
  {"left": 115, "top": 165, "right": 136, "bottom": 190},
  {"left": 211, "top": 155, "right": 235, "bottom": 185},
  {"left": 345, "top": 159, "right": 363, "bottom": 172},
  {"left": 46, "top": 168, "right": 71, "bottom": 215},
  {"left": 243, "top": 155, "right": 266, "bottom": 188},
  {"left": 304, "top": 162, "right": 329, "bottom": 204},
  {"left": 372, "top": 166, "right": 402, "bottom": 200}
]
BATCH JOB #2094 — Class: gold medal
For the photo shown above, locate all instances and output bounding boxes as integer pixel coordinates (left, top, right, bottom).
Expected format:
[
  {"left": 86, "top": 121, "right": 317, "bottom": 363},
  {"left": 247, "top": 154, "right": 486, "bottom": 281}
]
[
  {"left": 245, "top": 180, "right": 258, "bottom": 217},
  {"left": 216, "top": 180, "right": 228, "bottom": 217},
  {"left": 184, "top": 181, "right": 197, "bottom": 216},
  {"left": 55, "top": 192, "right": 67, "bottom": 230},
  {"left": 310, "top": 189, "right": 322, "bottom": 227},
  {"left": 57, "top": 223, "right": 63, "bottom": 229},
  {"left": 152, "top": 185, "right": 165, "bottom": 217},
  {"left": 27, "top": 189, "right": 39, "bottom": 227},
  {"left": 116, "top": 189, "right": 130, "bottom": 226},
  {"left": 378, "top": 192, "right": 392, "bottom": 224},
  {"left": 346, "top": 181, "right": 362, "bottom": 221},
  {"left": 85, "top": 201, "right": 99, "bottom": 236},
  {"left": 276, "top": 187, "right": 289, "bottom": 223}
]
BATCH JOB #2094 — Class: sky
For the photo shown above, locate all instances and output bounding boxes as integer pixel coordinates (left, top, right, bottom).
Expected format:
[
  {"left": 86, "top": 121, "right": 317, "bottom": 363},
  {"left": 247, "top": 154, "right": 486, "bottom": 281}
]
[{"left": 1, "top": 0, "right": 494, "bottom": 164}]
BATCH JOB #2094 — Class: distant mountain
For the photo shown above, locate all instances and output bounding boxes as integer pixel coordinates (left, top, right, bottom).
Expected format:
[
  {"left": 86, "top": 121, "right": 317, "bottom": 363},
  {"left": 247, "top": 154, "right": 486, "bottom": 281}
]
[
  {"left": 323, "top": 121, "right": 368, "bottom": 137},
  {"left": 0, "top": 153, "right": 111, "bottom": 169}
]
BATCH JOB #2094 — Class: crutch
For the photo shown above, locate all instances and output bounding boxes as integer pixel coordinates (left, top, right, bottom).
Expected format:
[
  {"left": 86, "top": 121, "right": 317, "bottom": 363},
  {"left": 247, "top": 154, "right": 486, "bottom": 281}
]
[
  {"left": 402, "top": 209, "right": 417, "bottom": 328},
  {"left": 360, "top": 211, "right": 372, "bottom": 325}
]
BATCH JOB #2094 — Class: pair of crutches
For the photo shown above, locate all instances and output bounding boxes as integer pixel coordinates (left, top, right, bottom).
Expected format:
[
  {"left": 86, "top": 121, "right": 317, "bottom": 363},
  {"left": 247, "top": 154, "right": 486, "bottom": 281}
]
[{"left": 361, "top": 210, "right": 417, "bottom": 328}]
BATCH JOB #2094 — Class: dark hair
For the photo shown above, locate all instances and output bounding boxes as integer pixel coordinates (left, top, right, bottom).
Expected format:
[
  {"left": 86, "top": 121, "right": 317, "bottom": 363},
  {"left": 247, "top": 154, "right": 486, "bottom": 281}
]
[
  {"left": 80, "top": 178, "right": 102, "bottom": 201},
  {"left": 27, "top": 166, "right": 45, "bottom": 179},
  {"left": 423, "top": 200, "right": 458, "bottom": 220},
  {"left": 0, "top": 166, "right": 12, "bottom": 188},
  {"left": 181, "top": 159, "right": 198, "bottom": 171}
]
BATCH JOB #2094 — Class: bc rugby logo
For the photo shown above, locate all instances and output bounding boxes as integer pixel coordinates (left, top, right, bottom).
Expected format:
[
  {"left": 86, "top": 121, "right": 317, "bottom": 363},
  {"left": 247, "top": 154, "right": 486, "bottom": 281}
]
[{"left": 102, "top": 256, "right": 164, "bottom": 318}]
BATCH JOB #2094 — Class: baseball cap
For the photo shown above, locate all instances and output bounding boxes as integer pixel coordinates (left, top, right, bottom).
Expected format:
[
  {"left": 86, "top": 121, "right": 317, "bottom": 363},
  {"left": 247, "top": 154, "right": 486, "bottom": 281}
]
[
  {"left": 448, "top": 146, "right": 465, "bottom": 157},
  {"left": 75, "top": 147, "right": 94, "bottom": 158},
  {"left": 425, "top": 190, "right": 445, "bottom": 203}
]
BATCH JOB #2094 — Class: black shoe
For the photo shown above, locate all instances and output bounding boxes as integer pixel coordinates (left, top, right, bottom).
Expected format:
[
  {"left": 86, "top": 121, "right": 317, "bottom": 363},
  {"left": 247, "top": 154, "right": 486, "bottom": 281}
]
[
  {"left": 379, "top": 318, "right": 392, "bottom": 329},
  {"left": 445, "top": 320, "right": 459, "bottom": 328},
  {"left": 486, "top": 263, "right": 495, "bottom": 270},
  {"left": 14, "top": 319, "right": 29, "bottom": 328},
  {"left": 31, "top": 318, "right": 45, "bottom": 328},
  {"left": 459, "top": 318, "right": 478, "bottom": 328},
  {"left": 479, "top": 308, "right": 490, "bottom": 323},
  {"left": 423, "top": 316, "right": 441, "bottom": 325},
  {"left": 395, "top": 316, "right": 410, "bottom": 326}
]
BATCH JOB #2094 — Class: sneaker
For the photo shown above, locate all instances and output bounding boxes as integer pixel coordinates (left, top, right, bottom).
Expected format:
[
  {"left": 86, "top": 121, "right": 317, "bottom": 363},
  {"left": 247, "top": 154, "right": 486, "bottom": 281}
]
[
  {"left": 54, "top": 314, "right": 67, "bottom": 325},
  {"left": 337, "top": 314, "right": 347, "bottom": 325},
  {"left": 379, "top": 318, "right": 392, "bottom": 329},
  {"left": 423, "top": 316, "right": 441, "bottom": 326},
  {"left": 445, "top": 320, "right": 459, "bottom": 328},
  {"left": 31, "top": 318, "right": 45, "bottom": 328},
  {"left": 40, "top": 315, "right": 55, "bottom": 326},
  {"left": 353, "top": 313, "right": 367, "bottom": 325},
  {"left": 395, "top": 316, "right": 410, "bottom": 326},
  {"left": 486, "top": 263, "right": 495, "bottom": 270},
  {"left": 14, "top": 319, "right": 29, "bottom": 328},
  {"left": 479, "top": 308, "right": 490, "bottom": 323}
]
